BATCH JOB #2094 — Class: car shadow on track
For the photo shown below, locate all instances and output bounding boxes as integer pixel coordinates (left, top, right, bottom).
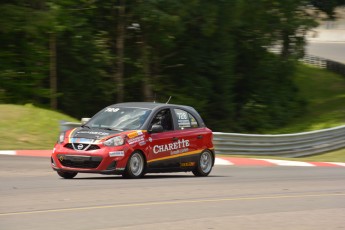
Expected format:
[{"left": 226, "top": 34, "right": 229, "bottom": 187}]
[{"left": 69, "top": 174, "right": 226, "bottom": 180}]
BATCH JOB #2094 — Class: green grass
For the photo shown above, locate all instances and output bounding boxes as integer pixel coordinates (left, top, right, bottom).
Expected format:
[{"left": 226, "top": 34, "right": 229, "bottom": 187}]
[
  {"left": 0, "top": 104, "right": 78, "bottom": 150},
  {"left": 301, "top": 148, "right": 345, "bottom": 162},
  {"left": 268, "top": 64, "right": 345, "bottom": 134}
]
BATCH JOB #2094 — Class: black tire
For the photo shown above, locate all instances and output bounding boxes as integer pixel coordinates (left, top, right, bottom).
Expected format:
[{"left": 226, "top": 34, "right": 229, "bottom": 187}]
[
  {"left": 123, "top": 151, "right": 146, "bottom": 179},
  {"left": 57, "top": 171, "right": 78, "bottom": 179},
  {"left": 192, "top": 150, "right": 213, "bottom": 177}
]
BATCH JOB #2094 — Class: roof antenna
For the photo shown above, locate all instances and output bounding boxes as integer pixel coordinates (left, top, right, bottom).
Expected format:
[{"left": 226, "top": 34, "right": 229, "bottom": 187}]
[
  {"left": 166, "top": 96, "right": 172, "bottom": 104},
  {"left": 153, "top": 93, "right": 156, "bottom": 103}
]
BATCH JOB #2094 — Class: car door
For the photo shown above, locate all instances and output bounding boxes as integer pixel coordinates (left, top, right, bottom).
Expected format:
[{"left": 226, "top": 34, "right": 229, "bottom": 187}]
[{"left": 146, "top": 108, "right": 183, "bottom": 170}]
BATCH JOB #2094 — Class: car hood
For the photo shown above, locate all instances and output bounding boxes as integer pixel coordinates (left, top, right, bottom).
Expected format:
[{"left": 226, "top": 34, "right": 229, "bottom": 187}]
[{"left": 71, "top": 127, "right": 122, "bottom": 140}]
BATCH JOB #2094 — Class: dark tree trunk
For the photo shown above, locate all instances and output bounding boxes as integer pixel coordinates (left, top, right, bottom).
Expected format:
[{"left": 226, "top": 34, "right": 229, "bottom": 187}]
[
  {"left": 140, "top": 36, "right": 153, "bottom": 101},
  {"left": 49, "top": 32, "right": 57, "bottom": 110},
  {"left": 115, "top": 0, "right": 125, "bottom": 102}
]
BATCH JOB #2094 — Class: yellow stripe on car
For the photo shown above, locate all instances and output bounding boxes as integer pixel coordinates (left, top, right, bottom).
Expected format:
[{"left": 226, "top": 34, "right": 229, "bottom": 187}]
[
  {"left": 147, "top": 150, "right": 202, "bottom": 163},
  {"left": 68, "top": 128, "right": 77, "bottom": 143}
]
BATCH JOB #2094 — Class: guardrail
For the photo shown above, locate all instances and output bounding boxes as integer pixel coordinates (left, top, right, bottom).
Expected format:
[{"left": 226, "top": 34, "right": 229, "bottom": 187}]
[
  {"left": 213, "top": 125, "right": 345, "bottom": 157},
  {"left": 60, "top": 121, "right": 345, "bottom": 158},
  {"left": 268, "top": 46, "right": 345, "bottom": 76},
  {"left": 301, "top": 55, "right": 327, "bottom": 68},
  {"left": 302, "top": 54, "right": 345, "bottom": 76}
]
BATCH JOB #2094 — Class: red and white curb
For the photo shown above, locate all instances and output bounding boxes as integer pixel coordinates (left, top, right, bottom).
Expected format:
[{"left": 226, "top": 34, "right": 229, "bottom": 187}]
[
  {"left": 215, "top": 157, "right": 345, "bottom": 167},
  {"left": 1, "top": 150, "right": 345, "bottom": 167},
  {"left": 0, "top": 150, "right": 52, "bottom": 157}
]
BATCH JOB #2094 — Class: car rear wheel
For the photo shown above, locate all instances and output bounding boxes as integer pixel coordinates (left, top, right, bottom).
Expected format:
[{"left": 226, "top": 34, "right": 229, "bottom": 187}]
[
  {"left": 192, "top": 150, "right": 213, "bottom": 177},
  {"left": 123, "top": 151, "right": 145, "bottom": 179},
  {"left": 57, "top": 171, "right": 78, "bottom": 179}
]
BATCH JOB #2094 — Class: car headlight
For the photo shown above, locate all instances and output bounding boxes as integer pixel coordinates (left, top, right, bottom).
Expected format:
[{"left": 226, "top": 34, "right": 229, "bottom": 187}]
[
  {"left": 104, "top": 136, "right": 125, "bottom": 146},
  {"left": 58, "top": 132, "right": 65, "bottom": 144}
]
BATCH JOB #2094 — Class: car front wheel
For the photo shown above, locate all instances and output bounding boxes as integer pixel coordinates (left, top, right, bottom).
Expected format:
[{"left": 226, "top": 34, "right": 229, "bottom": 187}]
[
  {"left": 57, "top": 171, "right": 78, "bottom": 179},
  {"left": 192, "top": 150, "right": 213, "bottom": 177},
  {"left": 123, "top": 151, "right": 146, "bottom": 179}
]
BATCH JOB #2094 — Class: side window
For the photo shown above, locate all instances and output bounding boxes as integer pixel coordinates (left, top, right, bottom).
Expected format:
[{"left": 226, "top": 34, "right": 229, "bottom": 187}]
[
  {"left": 150, "top": 109, "right": 173, "bottom": 131},
  {"left": 174, "top": 109, "right": 199, "bottom": 130}
]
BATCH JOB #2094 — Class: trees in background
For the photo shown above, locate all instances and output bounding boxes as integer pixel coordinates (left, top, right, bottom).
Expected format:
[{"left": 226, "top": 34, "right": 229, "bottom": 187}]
[
  {"left": 0, "top": 0, "right": 51, "bottom": 104},
  {"left": 0, "top": 0, "right": 343, "bottom": 132}
]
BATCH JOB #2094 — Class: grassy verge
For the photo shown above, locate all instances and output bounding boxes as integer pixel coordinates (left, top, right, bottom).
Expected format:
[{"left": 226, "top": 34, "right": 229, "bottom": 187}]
[
  {"left": 0, "top": 104, "right": 78, "bottom": 150},
  {"left": 267, "top": 64, "right": 345, "bottom": 134}
]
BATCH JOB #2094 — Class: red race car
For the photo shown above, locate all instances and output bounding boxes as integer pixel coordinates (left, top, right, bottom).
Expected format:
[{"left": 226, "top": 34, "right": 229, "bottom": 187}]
[{"left": 51, "top": 102, "right": 214, "bottom": 179}]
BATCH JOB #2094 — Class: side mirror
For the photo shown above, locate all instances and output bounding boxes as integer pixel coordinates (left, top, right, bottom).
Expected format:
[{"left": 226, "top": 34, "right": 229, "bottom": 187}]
[{"left": 149, "top": 124, "right": 164, "bottom": 133}]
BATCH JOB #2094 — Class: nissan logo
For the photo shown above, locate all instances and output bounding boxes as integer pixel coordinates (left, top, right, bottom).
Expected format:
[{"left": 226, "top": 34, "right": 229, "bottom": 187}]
[{"left": 77, "top": 144, "right": 84, "bottom": 150}]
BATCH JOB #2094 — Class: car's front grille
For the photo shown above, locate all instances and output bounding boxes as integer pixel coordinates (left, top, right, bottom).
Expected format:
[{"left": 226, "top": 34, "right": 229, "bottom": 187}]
[
  {"left": 64, "top": 143, "right": 100, "bottom": 151},
  {"left": 58, "top": 155, "right": 102, "bottom": 169}
]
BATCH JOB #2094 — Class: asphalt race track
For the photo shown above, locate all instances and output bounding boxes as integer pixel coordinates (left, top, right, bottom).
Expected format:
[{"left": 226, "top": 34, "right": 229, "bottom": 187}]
[{"left": 0, "top": 155, "right": 344, "bottom": 230}]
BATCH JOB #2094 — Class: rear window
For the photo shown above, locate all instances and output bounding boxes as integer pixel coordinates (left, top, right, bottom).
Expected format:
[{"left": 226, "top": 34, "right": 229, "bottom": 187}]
[{"left": 174, "top": 109, "right": 199, "bottom": 129}]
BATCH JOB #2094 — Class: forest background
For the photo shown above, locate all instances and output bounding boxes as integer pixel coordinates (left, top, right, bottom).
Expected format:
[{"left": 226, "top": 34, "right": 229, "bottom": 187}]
[{"left": 1, "top": 0, "right": 344, "bottom": 133}]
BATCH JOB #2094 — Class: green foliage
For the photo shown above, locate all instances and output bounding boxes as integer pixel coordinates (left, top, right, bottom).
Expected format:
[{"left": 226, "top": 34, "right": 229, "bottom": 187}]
[
  {"left": 1, "top": 0, "right": 343, "bottom": 131},
  {"left": 267, "top": 64, "right": 345, "bottom": 133},
  {"left": 2, "top": 62, "right": 345, "bottom": 150},
  {"left": 0, "top": 2, "right": 51, "bottom": 104},
  {"left": 56, "top": 13, "right": 115, "bottom": 118},
  {"left": 311, "top": 0, "right": 345, "bottom": 19}
]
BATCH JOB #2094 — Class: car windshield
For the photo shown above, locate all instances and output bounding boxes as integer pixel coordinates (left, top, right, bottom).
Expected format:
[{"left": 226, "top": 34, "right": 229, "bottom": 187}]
[{"left": 87, "top": 107, "right": 151, "bottom": 131}]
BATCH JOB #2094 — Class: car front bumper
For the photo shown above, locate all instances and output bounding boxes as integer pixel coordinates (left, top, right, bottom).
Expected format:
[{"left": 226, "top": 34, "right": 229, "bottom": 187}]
[{"left": 51, "top": 144, "right": 130, "bottom": 174}]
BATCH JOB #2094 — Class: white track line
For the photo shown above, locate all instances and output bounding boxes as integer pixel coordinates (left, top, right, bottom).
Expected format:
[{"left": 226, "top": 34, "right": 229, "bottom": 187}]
[
  {"left": 215, "top": 158, "right": 233, "bottom": 165},
  {"left": 257, "top": 159, "right": 315, "bottom": 167},
  {"left": 0, "top": 150, "right": 16, "bottom": 155}
]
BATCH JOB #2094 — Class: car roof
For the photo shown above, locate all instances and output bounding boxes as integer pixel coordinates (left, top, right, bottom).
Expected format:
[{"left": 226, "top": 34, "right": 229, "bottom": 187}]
[
  {"left": 106, "top": 102, "right": 206, "bottom": 127},
  {"left": 110, "top": 102, "right": 194, "bottom": 110}
]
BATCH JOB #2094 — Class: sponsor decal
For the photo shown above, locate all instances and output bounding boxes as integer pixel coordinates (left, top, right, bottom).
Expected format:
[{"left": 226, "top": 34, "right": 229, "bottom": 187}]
[
  {"left": 190, "top": 117, "right": 198, "bottom": 128},
  {"left": 176, "top": 111, "right": 188, "bottom": 120},
  {"left": 147, "top": 150, "right": 201, "bottom": 164},
  {"left": 178, "top": 120, "right": 191, "bottom": 128},
  {"left": 148, "top": 137, "right": 152, "bottom": 142},
  {"left": 128, "top": 135, "right": 145, "bottom": 145},
  {"left": 176, "top": 110, "right": 191, "bottom": 128},
  {"left": 153, "top": 139, "right": 190, "bottom": 154},
  {"left": 70, "top": 138, "right": 95, "bottom": 144},
  {"left": 180, "top": 162, "right": 196, "bottom": 167},
  {"left": 76, "top": 131, "right": 110, "bottom": 136},
  {"left": 127, "top": 130, "right": 143, "bottom": 139},
  {"left": 109, "top": 151, "right": 125, "bottom": 157},
  {"left": 139, "top": 141, "right": 146, "bottom": 146},
  {"left": 171, "top": 148, "right": 189, "bottom": 155},
  {"left": 105, "top": 108, "right": 120, "bottom": 113}
]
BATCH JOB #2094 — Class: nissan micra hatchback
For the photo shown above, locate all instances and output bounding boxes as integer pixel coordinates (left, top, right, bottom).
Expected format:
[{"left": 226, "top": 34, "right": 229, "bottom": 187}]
[{"left": 51, "top": 102, "right": 215, "bottom": 179}]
